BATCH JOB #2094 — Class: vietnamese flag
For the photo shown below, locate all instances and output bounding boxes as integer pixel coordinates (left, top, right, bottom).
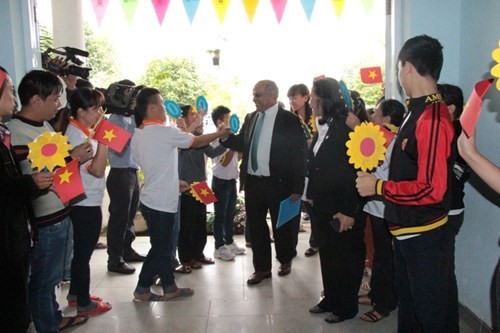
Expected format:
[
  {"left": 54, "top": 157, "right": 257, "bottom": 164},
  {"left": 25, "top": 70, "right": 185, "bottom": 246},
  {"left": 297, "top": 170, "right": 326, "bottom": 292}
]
[
  {"left": 460, "top": 78, "right": 494, "bottom": 137},
  {"left": 360, "top": 67, "right": 383, "bottom": 84},
  {"left": 378, "top": 124, "right": 395, "bottom": 149},
  {"left": 53, "top": 159, "right": 85, "bottom": 203},
  {"left": 191, "top": 181, "right": 217, "bottom": 205},
  {"left": 93, "top": 119, "right": 131, "bottom": 153}
]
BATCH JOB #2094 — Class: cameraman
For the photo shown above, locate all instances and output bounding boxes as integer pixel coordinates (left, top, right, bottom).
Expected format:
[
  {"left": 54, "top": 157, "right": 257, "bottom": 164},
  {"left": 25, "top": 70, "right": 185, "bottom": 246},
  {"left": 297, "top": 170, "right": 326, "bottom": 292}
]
[{"left": 106, "top": 80, "right": 146, "bottom": 274}]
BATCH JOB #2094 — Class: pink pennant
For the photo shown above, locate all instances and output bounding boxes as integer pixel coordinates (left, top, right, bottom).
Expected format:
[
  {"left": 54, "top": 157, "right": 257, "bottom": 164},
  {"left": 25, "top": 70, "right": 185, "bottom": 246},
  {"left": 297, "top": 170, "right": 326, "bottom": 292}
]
[
  {"left": 91, "top": 0, "right": 110, "bottom": 26},
  {"left": 151, "top": 0, "right": 171, "bottom": 25},
  {"left": 271, "top": 0, "right": 288, "bottom": 24}
]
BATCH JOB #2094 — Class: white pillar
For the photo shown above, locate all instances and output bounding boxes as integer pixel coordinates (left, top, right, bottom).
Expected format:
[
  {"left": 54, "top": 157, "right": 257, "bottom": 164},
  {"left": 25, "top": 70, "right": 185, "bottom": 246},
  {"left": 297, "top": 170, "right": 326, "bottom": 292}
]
[{"left": 51, "top": 0, "right": 84, "bottom": 49}]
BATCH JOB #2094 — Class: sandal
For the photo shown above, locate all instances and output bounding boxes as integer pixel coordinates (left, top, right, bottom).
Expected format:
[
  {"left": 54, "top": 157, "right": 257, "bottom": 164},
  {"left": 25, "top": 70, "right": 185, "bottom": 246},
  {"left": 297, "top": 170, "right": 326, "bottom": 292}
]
[
  {"left": 360, "top": 309, "right": 386, "bottom": 323},
  {"left": 59, "top": 316, "right": 89, "bottom": 330},
  {"left": 358, "top": 294, "right": 373, "bottom": 306},
  {"left": 163, "top": 287, "right": 195, "bottom": 300},
  {"left": 174, "top": 264, "right": 192, "bottom": 274},
  {"left": 77, "top": 300, "right": 112, "bottom": 316},
  {"left": 68, "top": 295, "right": 103, "bottom": 307},
  {"left": 187, "top": 260, "right": 202, "bottom": 269},
  {"left": 196, "top": 257, "right": 215, "bottom": 265},
  {"left": 133, "top": 291, "right": 164, "bottom": 302}
]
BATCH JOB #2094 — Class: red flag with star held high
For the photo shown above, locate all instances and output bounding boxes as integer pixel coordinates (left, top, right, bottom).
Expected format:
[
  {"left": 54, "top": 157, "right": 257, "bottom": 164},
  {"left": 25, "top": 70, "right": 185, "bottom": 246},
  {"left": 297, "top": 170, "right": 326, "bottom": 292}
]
[
  {"left": 93, "top": 118, "right": 131, "bottom": 153},
  {"left": 53, "top": 159, "right": 85, "bottom": 204},
  {"left": 360, "top": 67, "right": 383, "bottom": 84},
  {"left": 191, "top": 181, "right": 217, "bottom": 205}
]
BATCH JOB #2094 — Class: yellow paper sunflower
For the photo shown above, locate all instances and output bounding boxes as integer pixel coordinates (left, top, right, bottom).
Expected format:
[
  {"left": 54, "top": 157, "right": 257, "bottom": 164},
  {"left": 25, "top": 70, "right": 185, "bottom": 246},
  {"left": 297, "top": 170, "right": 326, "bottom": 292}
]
[
  {"left": 345, "top": 122, "right": 387, "bottom": 172},
  {"left": 491, "top": 39, "right": 500, "bottom": 91},
  {"left": 28, "top": 131, "right": 72, "bottom": 171}
]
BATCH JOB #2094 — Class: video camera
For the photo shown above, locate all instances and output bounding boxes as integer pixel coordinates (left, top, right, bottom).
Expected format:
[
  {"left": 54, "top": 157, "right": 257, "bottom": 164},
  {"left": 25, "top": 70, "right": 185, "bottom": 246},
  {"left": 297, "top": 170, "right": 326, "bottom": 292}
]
[
  {"left": 41, "top": 46, "right": 92, "bottom": 79},
  {"left": 105, "top": 83, "right": 139, "bottom": 117}
]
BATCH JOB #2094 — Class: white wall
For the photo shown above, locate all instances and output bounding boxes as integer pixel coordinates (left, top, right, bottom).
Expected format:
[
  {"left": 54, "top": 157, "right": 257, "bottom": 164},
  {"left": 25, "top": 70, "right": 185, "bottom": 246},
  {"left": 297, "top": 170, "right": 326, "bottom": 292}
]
[{"left": 398, "top": 0, "right": 500, "bottom": 328}]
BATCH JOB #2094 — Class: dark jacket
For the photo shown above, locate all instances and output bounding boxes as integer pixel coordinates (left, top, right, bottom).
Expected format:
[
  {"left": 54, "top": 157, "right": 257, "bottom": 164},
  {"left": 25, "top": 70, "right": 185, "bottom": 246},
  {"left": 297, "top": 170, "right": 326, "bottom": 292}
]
[
  {"left": 222, "top": 107, "right": 306, "bottom": 194},
  {"left": 306, "top": 119, "right": 362, "bottom": 217},
  {"left": 0, "top": 124, "right": 41, "bottom": 262}
]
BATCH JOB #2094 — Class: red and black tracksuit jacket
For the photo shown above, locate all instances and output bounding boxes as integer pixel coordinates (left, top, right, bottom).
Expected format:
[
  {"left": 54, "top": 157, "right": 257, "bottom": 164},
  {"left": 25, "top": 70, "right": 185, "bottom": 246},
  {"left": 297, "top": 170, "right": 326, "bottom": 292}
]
[{"left": 375, "top": 93, "right": 456, "bottom": 237}]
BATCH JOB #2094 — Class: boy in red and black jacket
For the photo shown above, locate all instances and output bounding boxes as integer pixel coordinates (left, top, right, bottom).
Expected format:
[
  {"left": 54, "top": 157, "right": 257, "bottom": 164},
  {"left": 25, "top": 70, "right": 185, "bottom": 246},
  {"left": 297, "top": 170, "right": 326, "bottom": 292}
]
[{"left": 356, "top": 35, "right": 456, "bottom": 332}]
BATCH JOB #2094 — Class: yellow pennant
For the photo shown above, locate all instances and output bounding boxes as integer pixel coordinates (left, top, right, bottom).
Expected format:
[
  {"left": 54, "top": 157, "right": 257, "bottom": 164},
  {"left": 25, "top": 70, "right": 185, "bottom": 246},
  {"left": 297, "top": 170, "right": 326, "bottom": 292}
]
[
  {"left": 331, "top": 0, "right": 345, "bottom": 18},
  {"left": 242, "top": 0, "right": 259, "bottom": 23},
  {"left": 213, "top": 0, "right": 230, "bottom": 24}
]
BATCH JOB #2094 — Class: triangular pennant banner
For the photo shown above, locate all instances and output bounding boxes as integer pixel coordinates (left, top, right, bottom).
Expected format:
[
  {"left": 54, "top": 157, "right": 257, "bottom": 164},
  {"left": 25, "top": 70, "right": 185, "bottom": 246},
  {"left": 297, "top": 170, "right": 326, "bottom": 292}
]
[
  {"left": 270, "top": 0, "right": 287, "bottom": 24},
  {"left": 212, "top": 0, "right": 230, "bottom": 24},
  {"left": 183, "top": 0, "right": 201, "bottom": 24},
  {"left": 300, "top": 0, "right": 316, "bottom": 22},
  {"left": 119, "top": 0, "right": 139, "bottom": 26},
  {"left": 460, "top": 78, "right": 494, "bottom": 137},
  {"left": 151, "top": 0, "right": 171, "bottom": 25},
  {"left": 360, "top": 0, "right": 374, "bottom": 15},
  {"left": 242, "top": 0, "right": 258, "bottom": 23},
  {"left": 91, "top": 0, "right": 110, "bottom": 26},
  {"left": 331, "top": 0, "right": 345, "bottom": 18}
]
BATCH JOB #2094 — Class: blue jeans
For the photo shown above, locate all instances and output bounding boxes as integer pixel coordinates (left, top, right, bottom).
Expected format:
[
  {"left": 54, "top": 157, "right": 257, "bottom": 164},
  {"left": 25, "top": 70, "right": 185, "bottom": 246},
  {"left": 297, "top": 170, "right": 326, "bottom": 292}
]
[
  {"left": 212, "top": 176, "right": 237, "bottom": 249},
  {"left": 29, "top": 218, "right": 70, "bottom": 333},
  {"left": 137, "top": 203, "right": 176, "bottom": 292}
]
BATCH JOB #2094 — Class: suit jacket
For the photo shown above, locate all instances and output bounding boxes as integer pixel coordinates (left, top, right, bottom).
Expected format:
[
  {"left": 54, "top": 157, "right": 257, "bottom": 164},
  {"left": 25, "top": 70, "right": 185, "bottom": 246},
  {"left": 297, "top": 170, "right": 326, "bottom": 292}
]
[
  {"left": 306, "top": 119, "right": 362, "bottom": 216},
  {"left": 222, "top": 107, "right": 306, "bottom": 194}
]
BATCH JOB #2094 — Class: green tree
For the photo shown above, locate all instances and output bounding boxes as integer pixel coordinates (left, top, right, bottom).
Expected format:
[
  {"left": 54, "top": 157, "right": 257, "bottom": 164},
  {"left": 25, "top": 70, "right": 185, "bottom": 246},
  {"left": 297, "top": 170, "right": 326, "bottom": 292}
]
[{"left": 140, "top": 57, "right": 206, "bottom": 105}]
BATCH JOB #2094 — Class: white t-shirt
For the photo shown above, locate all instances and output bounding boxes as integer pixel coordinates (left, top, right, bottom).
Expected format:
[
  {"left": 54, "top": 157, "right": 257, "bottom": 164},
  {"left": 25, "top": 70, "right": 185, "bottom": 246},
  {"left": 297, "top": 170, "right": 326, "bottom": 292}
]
[
  {"left": 65, "top": 121, "right": 106, "bottom": 207},
  {"left": 131, "top": 123, "right": 194, "bottom": 213},
  {"left": 211, "top": 142, "right": 239, "bottom": 180}
]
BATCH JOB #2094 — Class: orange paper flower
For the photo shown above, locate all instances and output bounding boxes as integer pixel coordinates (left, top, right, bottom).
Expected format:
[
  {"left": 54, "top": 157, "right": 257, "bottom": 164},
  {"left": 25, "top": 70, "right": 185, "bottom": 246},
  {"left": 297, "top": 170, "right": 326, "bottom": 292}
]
[
  {"left": 345, "top": 122, "right": 387, "bottom": 172},
  {"left": 27, "top": 131, "right": 72, "bottom": 171}
]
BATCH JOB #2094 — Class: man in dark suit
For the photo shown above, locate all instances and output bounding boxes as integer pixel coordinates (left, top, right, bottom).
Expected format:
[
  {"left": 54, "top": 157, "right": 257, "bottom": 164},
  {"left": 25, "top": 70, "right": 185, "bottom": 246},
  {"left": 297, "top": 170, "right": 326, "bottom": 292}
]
[{"left": 222, "top": 80, "right": 306, "bottom": 285}]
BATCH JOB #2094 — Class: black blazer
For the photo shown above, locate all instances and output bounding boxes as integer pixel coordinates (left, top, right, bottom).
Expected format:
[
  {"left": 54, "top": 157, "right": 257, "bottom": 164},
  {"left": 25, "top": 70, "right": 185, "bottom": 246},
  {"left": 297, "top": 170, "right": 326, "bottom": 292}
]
[
  {"left": 306, "top": 119, "right": 362, "bottom": 216},
  {"left": 223, "top": 107, "right": 306, "bottom": 194}
]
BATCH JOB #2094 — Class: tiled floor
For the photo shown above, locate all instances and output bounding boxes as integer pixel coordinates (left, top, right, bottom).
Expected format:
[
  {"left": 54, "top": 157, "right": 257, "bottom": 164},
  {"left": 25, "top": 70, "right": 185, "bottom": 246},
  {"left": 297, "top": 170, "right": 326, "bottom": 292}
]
[{"left": 48, "top": 224, "right": 477, "bottom": 333}]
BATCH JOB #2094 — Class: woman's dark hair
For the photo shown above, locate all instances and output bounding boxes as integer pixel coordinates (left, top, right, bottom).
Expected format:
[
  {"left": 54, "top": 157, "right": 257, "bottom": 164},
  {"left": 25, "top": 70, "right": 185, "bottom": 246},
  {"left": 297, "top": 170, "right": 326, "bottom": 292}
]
[
  {"left": 69, "top": 87, "right": 105, "bottom": 118},
  {"left": 134, "top": 87, "right": 161, "bottom": 127},
  {"left": 287, "top": 83, "right": 312, "bottom": 125},
  {"left": 350, "top": 90, "right": 370, "bottom": 123},
  {"left": 378, "top": 99, "right": 405, "bottom": 127},
  {"left": 312, "top": 77, "right": 349, "bottom": 125},
  {"left": 18, "top": 70, "right": 63, "bottom": 107},
  {"left": 180, "top": 104, "right": 192, "bottom": 118},
  {"left": 437, "top": 84, "right": 464, "bottom": 120}
]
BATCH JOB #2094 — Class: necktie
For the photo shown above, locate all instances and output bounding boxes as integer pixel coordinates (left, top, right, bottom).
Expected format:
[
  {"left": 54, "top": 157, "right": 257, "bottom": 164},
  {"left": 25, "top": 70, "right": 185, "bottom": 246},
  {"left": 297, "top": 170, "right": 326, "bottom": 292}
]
[{"left": 250, "top": 112, "right": 265, "bottom": 172}]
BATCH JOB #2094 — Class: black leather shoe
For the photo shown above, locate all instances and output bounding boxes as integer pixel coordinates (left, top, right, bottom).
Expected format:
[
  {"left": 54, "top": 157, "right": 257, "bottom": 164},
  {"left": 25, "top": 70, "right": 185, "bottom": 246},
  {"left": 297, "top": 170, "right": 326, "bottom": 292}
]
[
  {"left": 308, "top": 305, "right": 327, "bottom": 314},
  {"left": 108, "top": 262, "right": 136, "bottom": 274},
  {"left": 124, "top": 251, "right": 146, "bottom": 262},
  {"left": 247, "top": 271, "right": 271, "bottom": 285},
  {"left": 324, "top": 313, "right": 355, "bottom": 324},
  {"left": 277, "top": 262, "right": 292, "bottom": 277}
]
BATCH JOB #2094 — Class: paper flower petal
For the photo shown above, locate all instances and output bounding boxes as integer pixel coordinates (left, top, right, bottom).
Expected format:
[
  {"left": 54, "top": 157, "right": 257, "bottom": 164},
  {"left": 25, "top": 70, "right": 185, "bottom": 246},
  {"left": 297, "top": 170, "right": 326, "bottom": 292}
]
[
  {"left": 345, "top": 122, "right": 387, "bottom": 172},
  {"left": 492, "top": 40, "right": 500, "bottom": 92},
  {"left": 27, "top": 131, "right": 72, "bottom": 171}
]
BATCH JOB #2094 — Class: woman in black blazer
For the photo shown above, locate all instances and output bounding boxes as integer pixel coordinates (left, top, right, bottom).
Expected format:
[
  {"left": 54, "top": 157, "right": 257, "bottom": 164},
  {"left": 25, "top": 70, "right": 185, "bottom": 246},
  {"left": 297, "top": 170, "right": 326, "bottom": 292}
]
[{"left": 305, "top": 78, "right": 366, "bottom": 323}]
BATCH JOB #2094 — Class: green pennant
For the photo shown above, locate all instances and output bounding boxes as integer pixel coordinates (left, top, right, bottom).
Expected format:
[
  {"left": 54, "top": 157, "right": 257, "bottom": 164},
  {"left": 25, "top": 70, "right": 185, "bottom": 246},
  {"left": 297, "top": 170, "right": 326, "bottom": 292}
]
[{"left": 120, "top": 0, "right": 139, "bottom": 26}]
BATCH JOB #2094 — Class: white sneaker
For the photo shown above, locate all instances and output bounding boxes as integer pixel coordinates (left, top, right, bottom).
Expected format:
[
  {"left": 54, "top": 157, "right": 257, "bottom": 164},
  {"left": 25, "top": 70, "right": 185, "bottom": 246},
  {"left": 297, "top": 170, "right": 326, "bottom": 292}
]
[
  {"left": 214, "top": 245, "right": 236, "bottom": 261},
  {"left": 226, "top": 242, "right": 245, "bottom": 255}
]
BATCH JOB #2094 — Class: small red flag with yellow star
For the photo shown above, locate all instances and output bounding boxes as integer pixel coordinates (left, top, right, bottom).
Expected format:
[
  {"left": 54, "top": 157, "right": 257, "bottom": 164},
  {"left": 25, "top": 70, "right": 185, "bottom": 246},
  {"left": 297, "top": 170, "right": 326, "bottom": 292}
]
[
  {"left": 191, "top": 181, "right": 217, "bottom": 205},
  {"left": 93, "top": 119, "right": 131, "bottom": 153},
  {"left": 360, "top": 67, "right": 383, "bottom": 84},
  {"left": 53, "top": 159, "right": 85, "bottom": 203}
]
